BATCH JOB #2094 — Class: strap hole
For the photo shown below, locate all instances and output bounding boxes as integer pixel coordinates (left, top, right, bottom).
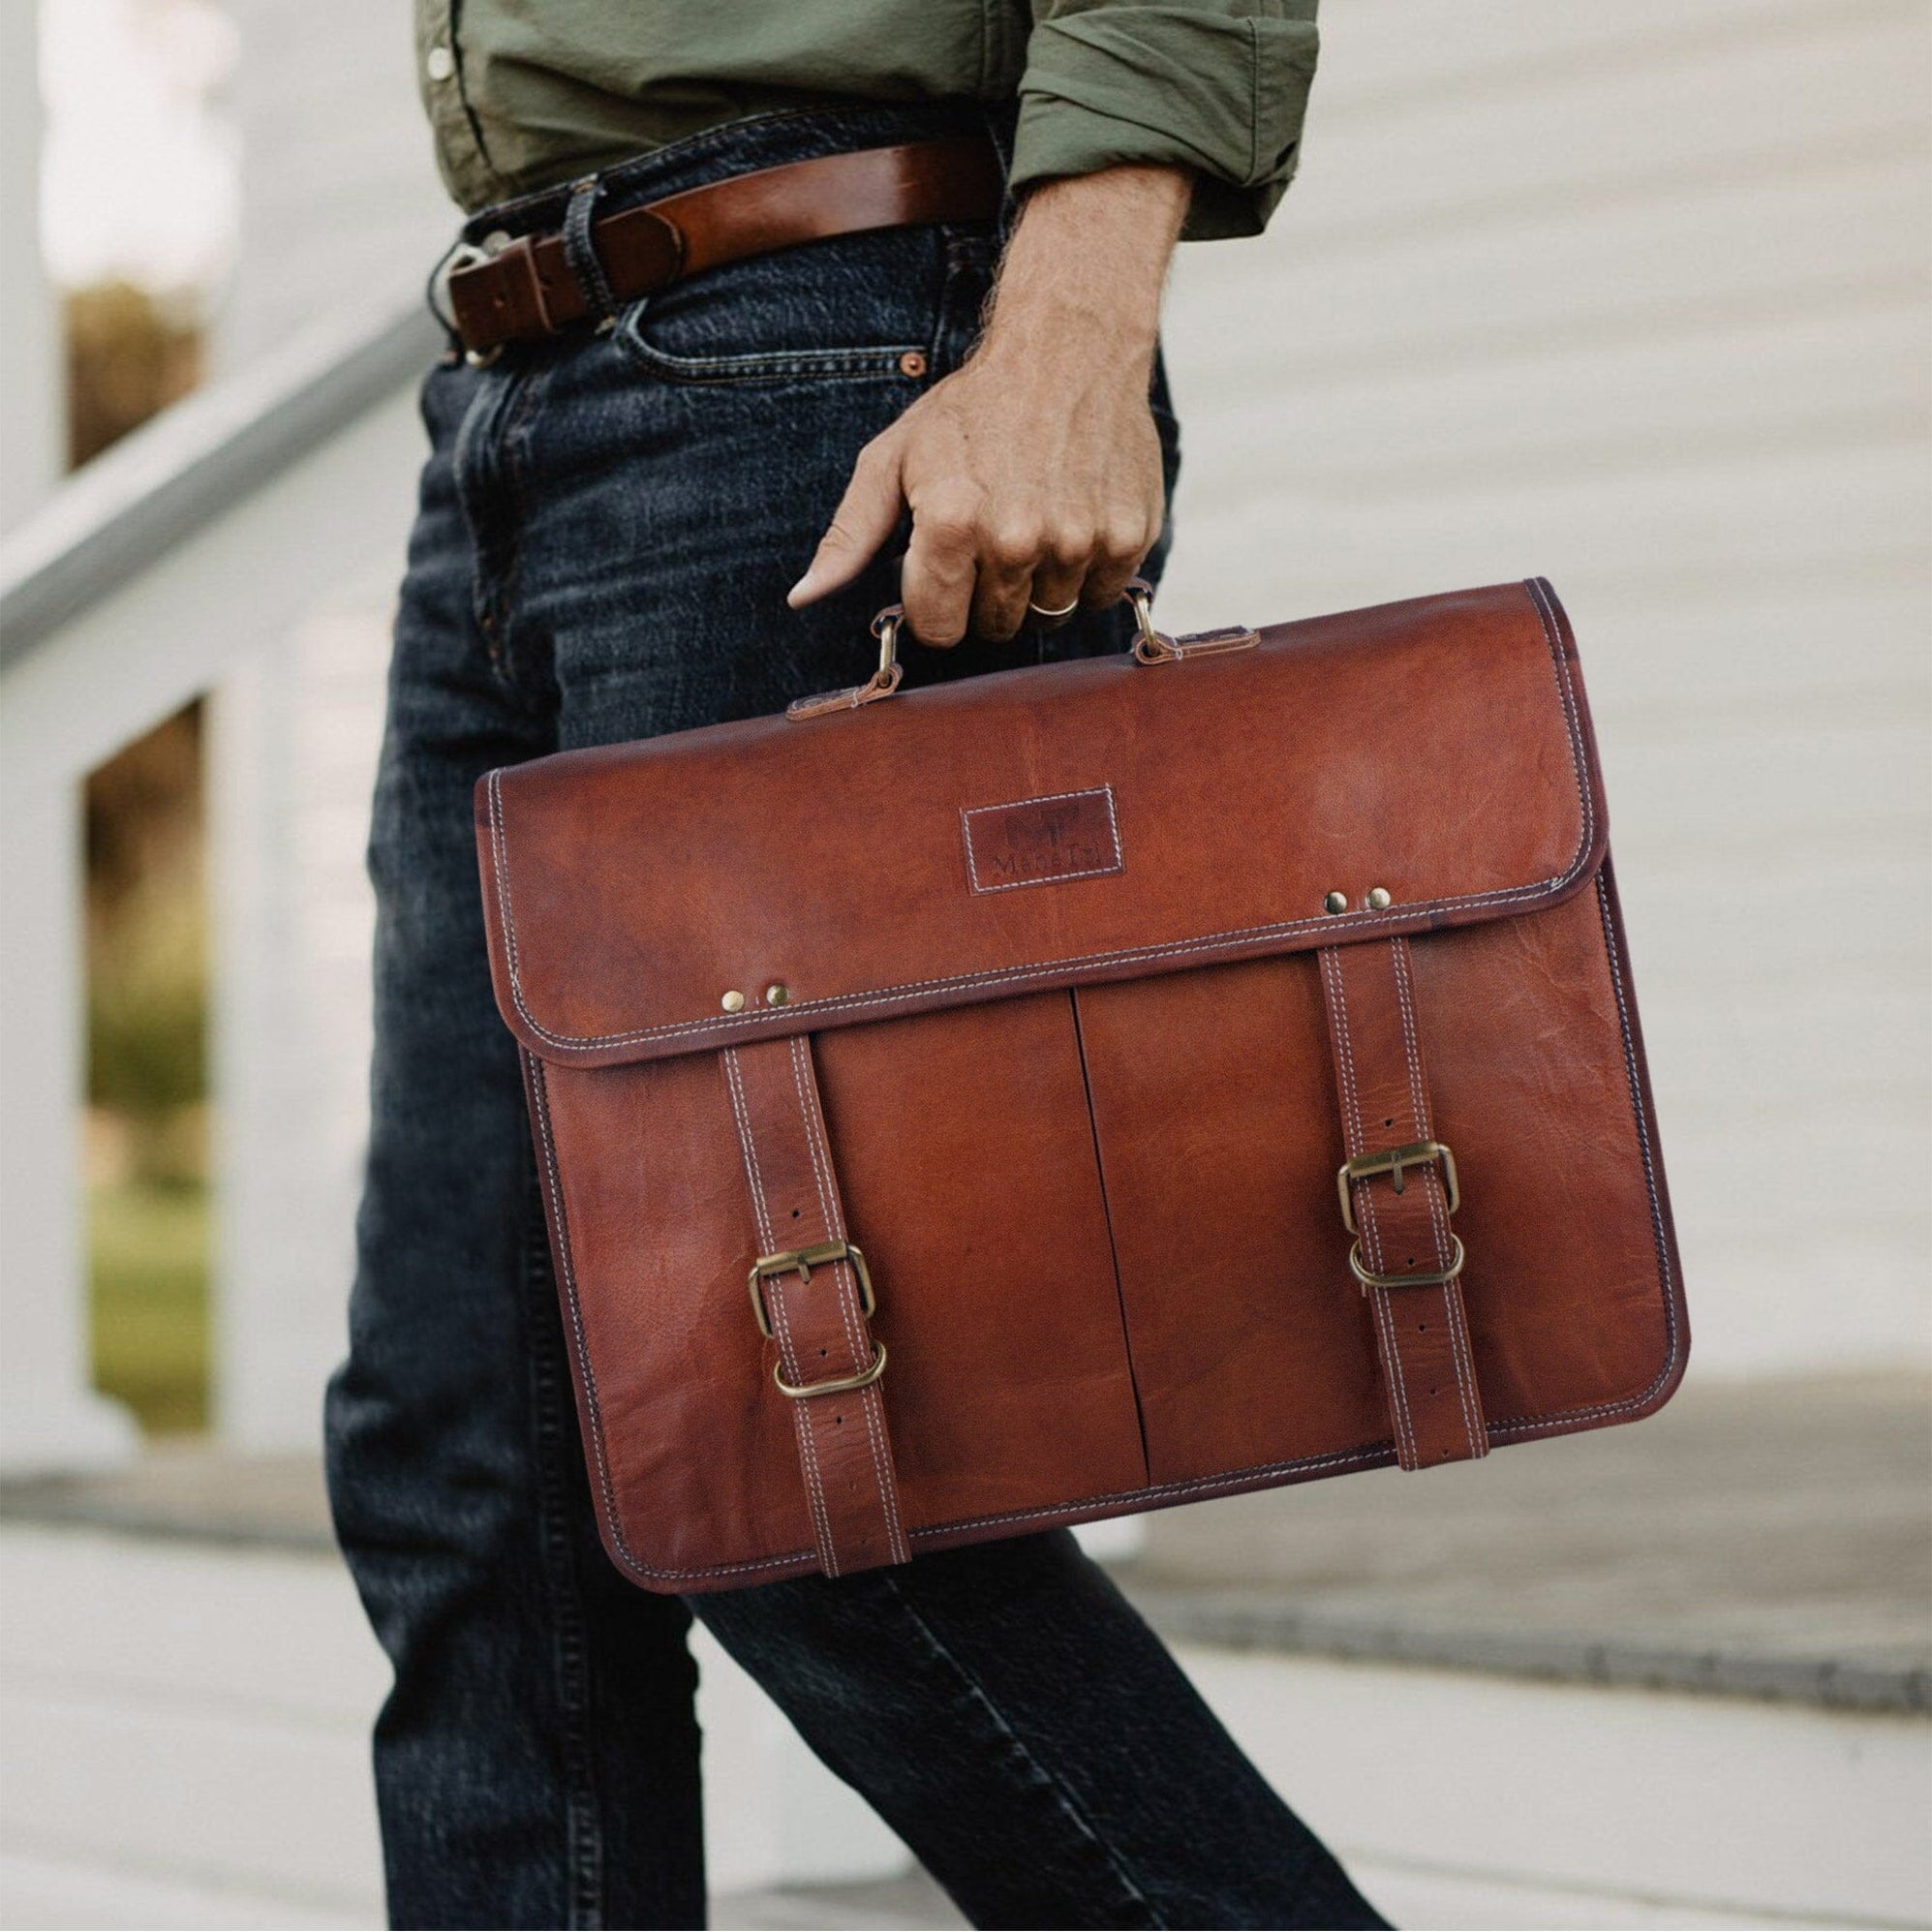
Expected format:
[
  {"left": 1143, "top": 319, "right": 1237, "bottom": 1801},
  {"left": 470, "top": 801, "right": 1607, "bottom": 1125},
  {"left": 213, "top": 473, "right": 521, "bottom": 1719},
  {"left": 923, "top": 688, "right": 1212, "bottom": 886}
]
[
  {"left": 1384, "top": 1117, "right": 1394, "bottom": 1128},
  {"left": 1417, "top": 1322, "right": 1427, "bottom": 1333},
  {"left": 790, "top": 1208, "right": 801, "bottom": 1218},
  {"left": 834, "top": 1414, "right": 843, "bottom": 1426}
]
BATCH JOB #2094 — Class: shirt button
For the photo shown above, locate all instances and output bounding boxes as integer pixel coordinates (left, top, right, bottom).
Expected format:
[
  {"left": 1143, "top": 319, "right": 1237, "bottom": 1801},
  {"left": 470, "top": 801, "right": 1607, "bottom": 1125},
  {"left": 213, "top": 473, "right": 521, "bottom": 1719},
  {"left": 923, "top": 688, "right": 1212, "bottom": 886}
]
[{"left": 425, "top": 44, "right": 455, "bottom": 82}]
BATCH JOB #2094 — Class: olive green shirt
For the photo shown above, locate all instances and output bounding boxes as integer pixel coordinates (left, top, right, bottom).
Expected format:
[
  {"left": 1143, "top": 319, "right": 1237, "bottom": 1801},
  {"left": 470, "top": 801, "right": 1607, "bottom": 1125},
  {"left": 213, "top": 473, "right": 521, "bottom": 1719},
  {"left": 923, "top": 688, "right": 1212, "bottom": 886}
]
[{"left": 414, "top": 1, "right": 1319, "bottom": 241}]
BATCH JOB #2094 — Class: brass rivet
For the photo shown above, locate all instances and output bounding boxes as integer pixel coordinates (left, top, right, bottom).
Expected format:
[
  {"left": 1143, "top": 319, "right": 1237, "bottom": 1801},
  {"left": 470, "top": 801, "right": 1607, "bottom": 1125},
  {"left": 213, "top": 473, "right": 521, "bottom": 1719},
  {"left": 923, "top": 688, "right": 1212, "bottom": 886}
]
[
  {"left": 1323, "top": 891, "right": 1348, "bottom": 914},
  {"left": 898, "top": 350, "right": 929, "bottom": 379},
  {"left": 721, "top": 990, "right": 746, "bottom": 1014},
  {"left": 765, "top": 982, "right": 789, "bottom": 1007},
  {"left": 1367, "top": 886, "right": 1393, "bottom": 911}
]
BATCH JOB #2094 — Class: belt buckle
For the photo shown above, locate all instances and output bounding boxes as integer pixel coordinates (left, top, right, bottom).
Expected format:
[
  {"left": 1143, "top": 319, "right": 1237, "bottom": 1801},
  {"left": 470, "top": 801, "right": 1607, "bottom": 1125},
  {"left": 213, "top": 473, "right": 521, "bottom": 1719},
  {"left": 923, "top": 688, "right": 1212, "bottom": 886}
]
[
  {"left": 747, "top": 1239, "right": 875, "bottom": 1340},
  {"left": 436, "top": 237, "right": 506, "bottom": 366},
  {"left": 1336, "top": 1139, "right": 1465, "bottom": 1293},
  {"left": 748, "top": 1240, "right": 886, "bottom": 1399},
  {"left": 1348, "top": 1233, "right": 1467, "bottom": 1292},
  {"left": 1335, "top": 1139, "right": 1459, "bottom": 1235}
]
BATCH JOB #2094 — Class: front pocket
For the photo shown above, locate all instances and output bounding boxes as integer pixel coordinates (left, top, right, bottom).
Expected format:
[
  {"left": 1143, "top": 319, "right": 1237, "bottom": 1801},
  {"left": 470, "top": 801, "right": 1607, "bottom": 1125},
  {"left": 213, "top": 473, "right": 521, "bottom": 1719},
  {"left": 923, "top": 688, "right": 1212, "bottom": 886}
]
[
  {"left": 616, "top": 332, "right": 922, "bottom": 386},
  {"left": 614, "top": 222, "right": 958, "bottom": 386},
  {"left": 1073, "top": 957, "right": 1390, "bottom": 1485},
  {"left": 813, "top": 997, "right": 1152, "bottom": 1523}
]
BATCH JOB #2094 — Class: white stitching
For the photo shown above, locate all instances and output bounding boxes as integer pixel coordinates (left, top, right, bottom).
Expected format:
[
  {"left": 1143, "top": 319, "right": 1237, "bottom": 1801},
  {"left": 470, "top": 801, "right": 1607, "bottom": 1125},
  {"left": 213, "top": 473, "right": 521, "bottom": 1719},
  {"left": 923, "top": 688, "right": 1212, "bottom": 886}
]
[
  {"left": 488, "top": 584, "right": 1601, "bottom": 1056},
  {"left": 724, "top": 1047, "right": 840, "bottom": 1575},
  {"left": 910, "top": 1439, "right": 1392, "bottom": 1538},
  {"left": 1390, "top": 936, "right": 1487, "bottom": 1460},
  {"left": 1389, "top": 937, "right": 1431, "bottom": 1139},
  {"left": 961, "top": 785, "right": 1125, "bottom": 895},
  {"left": 1328, "top": 952, "right": 1419, "bottom": 1464},
  {"left": 768, "top": 1273, "right": 840, "bottom": 1577},
  {"left": 725, "top": 1048, "right": 839, "bottom": 1572},
  {"left": 1322, "top": 947, "right": 1419, "bottom": 1468},
  {"left": 733, "top": 1050, "right": 843, "bottom": 1574},
  {"left": 1441, "top": 1281, "right": 1487, "bottom": 1458},
  {"left": 526, "top": 1055, "right": 806, "bottom": 1580},
  {"left": 1365, "top": 1284, "right": 1412, "bottom": 1469},
  {"left": 1487, "top": 870, "right": 1681, "bottom": 1436},
  {"left": 787, "top": 1035, "right": 911, "bottom": 1566},
  {"left": 561, "top": 870, "right": 1681, "bottom": 1587}
]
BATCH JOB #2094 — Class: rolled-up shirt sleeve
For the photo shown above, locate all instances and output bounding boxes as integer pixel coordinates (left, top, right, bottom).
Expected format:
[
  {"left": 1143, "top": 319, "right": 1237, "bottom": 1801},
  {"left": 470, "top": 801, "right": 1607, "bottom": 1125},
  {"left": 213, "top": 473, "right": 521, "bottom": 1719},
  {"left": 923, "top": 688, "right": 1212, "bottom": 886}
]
[{"left": 1009, "top": 0, "right": 1319, "bottom": 239}]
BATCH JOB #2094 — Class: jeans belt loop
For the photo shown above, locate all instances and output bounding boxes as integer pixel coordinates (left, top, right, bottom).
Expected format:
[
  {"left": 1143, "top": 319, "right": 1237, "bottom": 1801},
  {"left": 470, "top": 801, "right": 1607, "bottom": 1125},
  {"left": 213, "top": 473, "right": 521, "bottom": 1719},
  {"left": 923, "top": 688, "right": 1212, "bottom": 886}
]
[{"left": 561, "top": 174, "right": 621, "bottom": 334}]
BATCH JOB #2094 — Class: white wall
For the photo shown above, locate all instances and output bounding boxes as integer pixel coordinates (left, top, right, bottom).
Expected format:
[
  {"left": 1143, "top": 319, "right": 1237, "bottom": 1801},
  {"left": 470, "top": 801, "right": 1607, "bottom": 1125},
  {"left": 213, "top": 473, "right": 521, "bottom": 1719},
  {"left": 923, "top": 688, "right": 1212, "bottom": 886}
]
[
  {"left": 0, "top": 4, "right": 61, "bottom": 530},
  {"left": 208, "top": 0, "right": 451, "bottom": 1445},
  {"left": 1158, "top": 0, "right": 1932, "bottom": 1375},
  {"left": 210, "top": 595, "right": 390, "bottom": 1449},
  {"left": 215, "top": 0, "right": 451, "bottom": 370}
]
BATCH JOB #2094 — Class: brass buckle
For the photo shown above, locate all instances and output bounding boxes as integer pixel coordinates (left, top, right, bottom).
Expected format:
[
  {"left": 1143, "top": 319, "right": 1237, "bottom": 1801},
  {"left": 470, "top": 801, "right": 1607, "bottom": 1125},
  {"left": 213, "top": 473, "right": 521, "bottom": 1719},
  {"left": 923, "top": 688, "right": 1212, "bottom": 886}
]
[
  {"left": 774, "top": 1340, "right": 888, "bottom": 1400},
  {"left": 1335, "top": 1139, "right": 1459, "bottom": 1235},
  {"left": 1349, "top": 1234, "right": 1466, "bottom": 1292},
  {"left": 748, "top": 1239, "right": 875, "bottom": 1340}
]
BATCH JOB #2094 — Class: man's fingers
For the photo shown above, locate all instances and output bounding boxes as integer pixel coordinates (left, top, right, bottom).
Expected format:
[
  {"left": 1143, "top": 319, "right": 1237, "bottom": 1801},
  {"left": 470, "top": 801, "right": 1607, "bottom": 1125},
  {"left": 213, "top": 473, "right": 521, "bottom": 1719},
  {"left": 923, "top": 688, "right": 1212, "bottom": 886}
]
[
  {"left": 900, "top": 500, "right": 980, "bottom": 648},
  {"left": 971, "top": 513, "right": 1049, "bottom": 641},
  {"left": 1080, "top": 506, "right": 1162, "bottom": 612},
  {"left": 1026, "top": 544, "right": 1088, "bottom": 629},
  {"left": 787, "top": 437, "right": 904, "bottom": 608}
]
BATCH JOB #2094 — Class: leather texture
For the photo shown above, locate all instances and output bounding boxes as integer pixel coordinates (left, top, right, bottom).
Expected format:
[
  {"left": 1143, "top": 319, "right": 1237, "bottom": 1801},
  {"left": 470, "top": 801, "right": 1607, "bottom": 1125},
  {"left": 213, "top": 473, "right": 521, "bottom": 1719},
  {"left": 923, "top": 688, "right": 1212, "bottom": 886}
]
[
  {"left": 1319, "top": 936, "right": 1487, "bottom": 1470},
  {"left": 721, "top": 1034, "right": 909, "bottom": 1576},
  {"left": 447, "top": 139, "right": 1006, "bottom": 354},
  {"left": 480, "top": 578, "right": 1689, "bottom": 1592}
]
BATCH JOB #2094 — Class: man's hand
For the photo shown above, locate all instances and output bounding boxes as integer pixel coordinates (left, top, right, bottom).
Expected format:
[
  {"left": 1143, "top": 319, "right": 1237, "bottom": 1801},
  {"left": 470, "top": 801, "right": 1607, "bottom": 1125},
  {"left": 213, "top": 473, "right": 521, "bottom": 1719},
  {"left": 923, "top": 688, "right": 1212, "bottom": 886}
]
[{"left": 787, "top": 165, "right": 1191, "bottom": 646}]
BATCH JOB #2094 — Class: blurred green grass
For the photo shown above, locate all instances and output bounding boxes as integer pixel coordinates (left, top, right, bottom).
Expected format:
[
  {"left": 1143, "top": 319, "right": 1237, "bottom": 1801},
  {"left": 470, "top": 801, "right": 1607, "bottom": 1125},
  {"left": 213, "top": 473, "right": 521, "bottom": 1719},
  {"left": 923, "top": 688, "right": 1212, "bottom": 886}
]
[{"left": 90, "top": 1179, "right": 209, "bottom": 1434}]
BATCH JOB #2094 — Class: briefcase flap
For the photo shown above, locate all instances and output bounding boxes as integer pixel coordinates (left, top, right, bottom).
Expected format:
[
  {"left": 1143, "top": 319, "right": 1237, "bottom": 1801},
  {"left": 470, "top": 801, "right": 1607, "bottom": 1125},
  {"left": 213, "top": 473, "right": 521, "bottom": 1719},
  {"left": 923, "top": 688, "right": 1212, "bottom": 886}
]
[{"left": 476, "top": 578, "right": 1608, "bottom": 1069}]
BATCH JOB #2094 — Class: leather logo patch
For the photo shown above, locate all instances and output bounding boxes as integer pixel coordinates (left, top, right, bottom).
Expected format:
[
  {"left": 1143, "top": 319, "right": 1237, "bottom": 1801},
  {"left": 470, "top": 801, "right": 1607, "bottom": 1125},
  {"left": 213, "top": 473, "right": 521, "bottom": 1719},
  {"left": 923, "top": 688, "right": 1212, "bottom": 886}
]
[{"left": 962, "top": 786, "right": 1123, "bottom": 894}]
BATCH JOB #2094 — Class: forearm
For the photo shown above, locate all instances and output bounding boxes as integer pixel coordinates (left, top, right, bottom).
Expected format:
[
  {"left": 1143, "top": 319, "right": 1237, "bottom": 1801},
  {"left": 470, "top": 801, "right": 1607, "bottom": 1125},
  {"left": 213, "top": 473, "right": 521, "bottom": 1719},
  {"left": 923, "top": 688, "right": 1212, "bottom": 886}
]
[{"left": 976, "top": 165, "right": 1191, "bottom": 382}]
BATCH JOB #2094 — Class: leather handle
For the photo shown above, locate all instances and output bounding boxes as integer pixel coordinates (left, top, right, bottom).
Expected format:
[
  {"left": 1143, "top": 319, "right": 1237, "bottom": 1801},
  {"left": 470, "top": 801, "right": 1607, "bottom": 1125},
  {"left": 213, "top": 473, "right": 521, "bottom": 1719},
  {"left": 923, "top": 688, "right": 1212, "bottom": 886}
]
[
  {"left": 785, "top": 605, "right": 905, "bottom": 721},
  {"left": 784, "top": 584, "right": 1257, "bottom": 722},
  {"left": 1127, "top": 581, "right": 1260, "bottom": 664}
]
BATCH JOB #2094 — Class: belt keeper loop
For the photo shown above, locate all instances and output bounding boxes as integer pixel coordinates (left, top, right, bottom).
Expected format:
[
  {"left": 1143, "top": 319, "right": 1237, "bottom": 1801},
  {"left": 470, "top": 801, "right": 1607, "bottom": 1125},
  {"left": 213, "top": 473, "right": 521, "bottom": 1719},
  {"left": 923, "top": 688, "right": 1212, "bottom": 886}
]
[{"left": 561, "top": 174, "right": 620, "bottom": 333}]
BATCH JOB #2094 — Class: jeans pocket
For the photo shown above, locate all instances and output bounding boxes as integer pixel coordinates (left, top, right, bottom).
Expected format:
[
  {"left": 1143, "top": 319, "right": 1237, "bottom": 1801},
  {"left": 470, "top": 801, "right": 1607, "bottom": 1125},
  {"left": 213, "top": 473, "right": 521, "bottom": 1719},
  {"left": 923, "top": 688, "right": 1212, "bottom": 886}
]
[{"left": 613, "top": 223, "right": 963, "bottom": 386}]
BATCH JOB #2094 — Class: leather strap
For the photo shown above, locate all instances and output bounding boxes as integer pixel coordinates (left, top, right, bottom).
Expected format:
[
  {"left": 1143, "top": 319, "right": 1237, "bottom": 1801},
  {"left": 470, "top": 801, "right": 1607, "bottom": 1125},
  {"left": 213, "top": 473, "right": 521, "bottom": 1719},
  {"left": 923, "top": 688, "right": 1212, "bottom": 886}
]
[
  {"left": 1318, "top": 937, "right": 1489, "bottom": 1471},
  {"left": 721, "top": 1035, "right": 910, "bottom": 1577},
  {"left": 449, "top": 138, "right": 1005, "bottom": 356}
]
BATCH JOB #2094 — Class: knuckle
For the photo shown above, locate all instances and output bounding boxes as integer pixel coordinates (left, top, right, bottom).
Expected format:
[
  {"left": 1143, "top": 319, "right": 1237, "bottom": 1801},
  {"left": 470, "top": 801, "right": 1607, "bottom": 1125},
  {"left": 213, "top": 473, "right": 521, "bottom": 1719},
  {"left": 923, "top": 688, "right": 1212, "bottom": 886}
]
[
  {"left": 920, "top": 506, "right": 976, "bottom": 551},
  {"left": 988, "top": 519, "right": 1046, "bottom": 568},
  {"left": 1046, "top": 523, "right": 1098, "bottom": 567}
]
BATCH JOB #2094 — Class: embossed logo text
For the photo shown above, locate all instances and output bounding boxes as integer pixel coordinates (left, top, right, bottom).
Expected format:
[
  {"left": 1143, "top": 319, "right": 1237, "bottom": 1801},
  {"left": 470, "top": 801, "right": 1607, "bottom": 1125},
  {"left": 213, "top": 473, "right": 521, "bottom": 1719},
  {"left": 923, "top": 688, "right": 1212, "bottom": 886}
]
[{"left": 962, "top": 786, "right": 1123, "bottom": 894}]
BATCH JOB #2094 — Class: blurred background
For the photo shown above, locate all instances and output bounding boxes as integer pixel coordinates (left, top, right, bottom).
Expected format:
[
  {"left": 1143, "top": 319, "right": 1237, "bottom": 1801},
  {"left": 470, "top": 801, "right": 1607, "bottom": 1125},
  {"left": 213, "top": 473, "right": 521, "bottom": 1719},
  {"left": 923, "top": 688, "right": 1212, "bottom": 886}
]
[{"left": 0, "top": 2, "right": 1926, "bottom": 1926}]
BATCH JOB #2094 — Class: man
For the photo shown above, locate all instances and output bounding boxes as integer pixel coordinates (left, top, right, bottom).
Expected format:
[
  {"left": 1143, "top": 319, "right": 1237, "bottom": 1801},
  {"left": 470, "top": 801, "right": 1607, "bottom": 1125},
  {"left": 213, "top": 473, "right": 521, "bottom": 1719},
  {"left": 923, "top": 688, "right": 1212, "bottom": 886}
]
[{"left": 328, "top": 5, "right": 1385, "bottom": 1925}]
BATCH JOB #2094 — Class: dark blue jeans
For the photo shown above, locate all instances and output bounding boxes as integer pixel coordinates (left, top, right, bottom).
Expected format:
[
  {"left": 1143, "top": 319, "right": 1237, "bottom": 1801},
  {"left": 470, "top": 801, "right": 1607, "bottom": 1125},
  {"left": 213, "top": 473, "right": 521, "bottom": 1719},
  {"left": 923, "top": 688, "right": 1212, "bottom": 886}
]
[{"left": 325, "top": 103, "right": 1385, "bottom": 1932}]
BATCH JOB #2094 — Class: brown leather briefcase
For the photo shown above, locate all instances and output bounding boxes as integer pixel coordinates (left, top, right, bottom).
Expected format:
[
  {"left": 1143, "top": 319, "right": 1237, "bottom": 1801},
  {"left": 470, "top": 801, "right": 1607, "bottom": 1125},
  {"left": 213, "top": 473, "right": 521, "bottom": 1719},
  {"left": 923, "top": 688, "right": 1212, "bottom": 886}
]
[{"left": 476, "top": 577, "right": 1687, "bottom": 1592}]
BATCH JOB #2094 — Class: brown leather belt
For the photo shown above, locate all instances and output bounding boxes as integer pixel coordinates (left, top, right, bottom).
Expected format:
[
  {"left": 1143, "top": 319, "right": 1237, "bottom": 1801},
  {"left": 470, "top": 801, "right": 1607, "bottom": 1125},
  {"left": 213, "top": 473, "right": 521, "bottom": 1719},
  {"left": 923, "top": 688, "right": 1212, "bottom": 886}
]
[{"left": 447, "top": 138, "right": 1005, "bottom": 361}]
